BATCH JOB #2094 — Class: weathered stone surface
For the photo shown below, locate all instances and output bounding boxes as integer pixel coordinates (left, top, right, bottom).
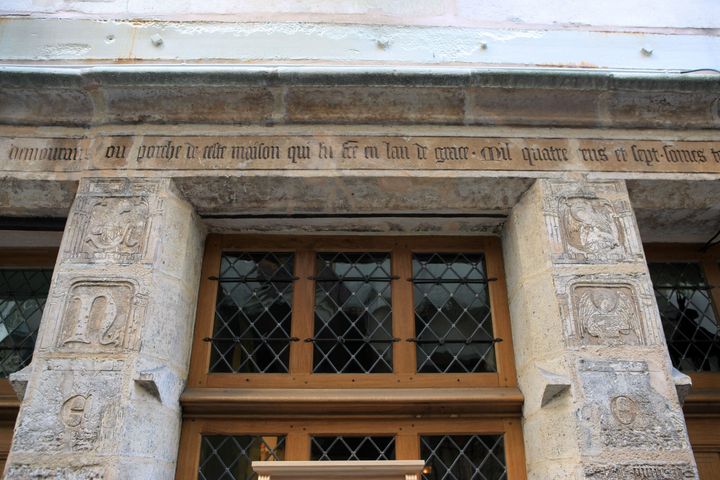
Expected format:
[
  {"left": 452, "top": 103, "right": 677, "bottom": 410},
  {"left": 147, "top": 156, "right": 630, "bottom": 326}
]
[
  {"left": 4, "top": 177, "right": 206, "bottom": 480},
  {"left": 286, "top": 86, "right": 466, "bottom": 124},
  {"left": 502, "top": 178, "right": 697, "bottom": 479}
]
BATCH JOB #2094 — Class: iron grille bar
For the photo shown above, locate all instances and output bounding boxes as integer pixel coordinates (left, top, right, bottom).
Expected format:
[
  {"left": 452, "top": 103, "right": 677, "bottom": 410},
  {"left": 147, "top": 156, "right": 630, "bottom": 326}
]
[
  {"left": 309, "top": 275, "right": 398, "bottom": 282},
  {"left": 208, "top": 275, "right": 298, "bottom": 282},
  {"left": 652, "top": 284, "right": 716, "bottom": 289},
  {"left": 411, "top": 277, "right": 497, "bottom": 284},
  {"left": 305, "top": 337, "right": 400, "bottom": 343},
  {"left": 203, "top": 336, "right": 299, "bottom": 343},
  {"left": 407, "top": 337, "right": 503, "bottom": 344}
]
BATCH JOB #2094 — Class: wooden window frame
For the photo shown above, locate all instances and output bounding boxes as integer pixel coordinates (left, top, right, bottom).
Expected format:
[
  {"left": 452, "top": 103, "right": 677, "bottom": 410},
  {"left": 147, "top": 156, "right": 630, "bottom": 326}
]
[
  {"left": 176, "top": 417, "right": 526, "bottom": 480},
  {"left": 0, "top": 247, "right": 57, "bottom": 402},
  {"left": 644, "top": 243, "right": 720, "bottom": 392},
  {"left": 187, "top": 235, "right": 518, "bottom": 390}
]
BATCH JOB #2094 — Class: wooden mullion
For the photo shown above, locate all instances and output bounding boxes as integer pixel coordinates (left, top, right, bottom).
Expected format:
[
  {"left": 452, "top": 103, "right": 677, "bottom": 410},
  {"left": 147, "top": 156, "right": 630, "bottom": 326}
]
[
  {"left": 396, "top": 432, "right": 420, "bottom": 460},
  {"left": 0, "top": 247, "right": 58, "bottom": 267},
  {"left": 503, "top": 418, "right": 528, "bottom": 480},
  {"left": 486, "top": 239, "right": 517, "bottom": 387},
  {"left": 187, "top": 234, "right": 221, "bottom": 388},
  {"left": 701, "top": 259, "right": 720, "bottom": 323},
  {"left": 285, "top": 432, "right": 310, "bottom": 460},
  {"left": 289, "top": 250, "right": 315, "bottom": 374},
  {"left": 392, "top": 247, "right": 416, "bottom": 375},
  {"left": 175, "top": 419, "right": 203, "bottom": 480}
]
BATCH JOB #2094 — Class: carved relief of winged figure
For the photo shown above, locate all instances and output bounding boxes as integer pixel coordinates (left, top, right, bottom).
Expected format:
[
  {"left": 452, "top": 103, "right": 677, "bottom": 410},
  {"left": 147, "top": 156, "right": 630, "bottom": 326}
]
[
  {"left": 563, "top": 198, "right": 623, "bottom": 257},
  {"left": 577, "top": 288, "right": 636, "bottom": 341}
]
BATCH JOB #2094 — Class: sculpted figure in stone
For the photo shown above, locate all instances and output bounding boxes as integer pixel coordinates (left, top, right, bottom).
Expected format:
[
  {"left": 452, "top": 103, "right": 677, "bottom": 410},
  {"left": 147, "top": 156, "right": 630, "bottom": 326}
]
[
  {"left": 577, "top": 287, "right": 637, "bottom": 343},
  {"left": 561, "top": 197, "right": 623, "bottom": 259},
  {"left": 83, "top": 198, "right": 148, "bottom": 256}
]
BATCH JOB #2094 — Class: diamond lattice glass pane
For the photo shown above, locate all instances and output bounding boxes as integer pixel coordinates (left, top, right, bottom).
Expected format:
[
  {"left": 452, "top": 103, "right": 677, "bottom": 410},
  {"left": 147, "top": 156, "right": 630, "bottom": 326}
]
[
  {"left": 421, "top": 435, "right": 506, "bottom": 480},
  {"left": 210, "top": 253, "right": 294, "bottom": 373},
  {"left": 649, "top": 262, "right": 720, "bottom": 372},
  {"left": 199, "top": 435, "right": 285, "bottom": 480},
  {"left": 311, "top": 436, "right": 396, "bottom": 461},
  {"left": 413, "top": 253, "right": 496, "bottom": 373},
  {"left": 0, "top": 269, "right": 52, "bottom": 378},
  {"left": 313, "top": 252, "right": 393, "bottom": 373}
]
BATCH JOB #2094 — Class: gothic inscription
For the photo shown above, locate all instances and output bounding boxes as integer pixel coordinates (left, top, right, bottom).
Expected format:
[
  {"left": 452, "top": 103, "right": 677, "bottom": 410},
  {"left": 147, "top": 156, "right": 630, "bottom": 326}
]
[
  {"left": 2, "top": 135, "right": 720, "bottom": 174},
  {"left": 57, "top": 281, "right": 142, "bottom": 352},
  {"left": 584, "top": 463, "right": 696, "bottom": 479}
]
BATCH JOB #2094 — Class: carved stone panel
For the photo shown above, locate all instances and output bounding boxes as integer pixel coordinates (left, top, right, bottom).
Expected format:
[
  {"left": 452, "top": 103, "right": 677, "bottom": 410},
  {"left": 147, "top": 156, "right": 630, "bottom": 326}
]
[
  {"left": 584, "top": 463, "right": 697, "bottom": 479},
  {"left": 11, "top": 360, "right": 124, "bottom": 456},
  {"left": 51, "top": 278, "right": 146, "bottom": 353},
  {"left": 578, "top": 360, "right": 688, "bottom": 452},
  {"left": 4, "top": 464, "right": 106, "bottom": 480},
  {"left": 543, "top": 181, "right": 644, "bottom": 264},
  {"left": 556, "top": 274, "right": 661, "bottom": 347},
  {"left": 64, "top": 178, "right": 165, "bottom": 265}
]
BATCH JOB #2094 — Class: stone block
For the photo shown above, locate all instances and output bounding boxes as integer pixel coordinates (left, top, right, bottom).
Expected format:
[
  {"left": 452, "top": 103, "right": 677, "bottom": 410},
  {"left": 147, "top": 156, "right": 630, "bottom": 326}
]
[
  {"left": 101, "top": 86, "right": 277, "bottom": 125},
  {"left": 466, "top": 87, "right": 602, "bottom": 127},
  {"left": 0, "top": 88, "right": 94, "bottom": 126},
  {"left": 286, "top": 86, "right": 465, "bottom": 124}
]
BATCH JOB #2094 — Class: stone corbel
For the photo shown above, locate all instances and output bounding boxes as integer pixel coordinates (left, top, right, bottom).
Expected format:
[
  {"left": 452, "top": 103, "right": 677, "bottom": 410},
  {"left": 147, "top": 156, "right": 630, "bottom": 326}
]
[
  {"left": 671, "top": 367, "right": 692, "bottom": 406},
  {"left": 8, "top": 364, "right": 33, "bottom": 401},
  {"left": 539, "top": 367, "right": 572, "bottom": 407},
  {"left": 134, "top": 365, "right": 182, "bottom": 405}
]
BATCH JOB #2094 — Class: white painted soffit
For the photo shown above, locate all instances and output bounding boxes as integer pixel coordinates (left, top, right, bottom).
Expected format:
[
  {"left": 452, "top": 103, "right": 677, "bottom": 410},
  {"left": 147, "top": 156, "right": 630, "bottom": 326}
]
[{"left": 0, "top": 18, "right": 718, "bottom": 73}]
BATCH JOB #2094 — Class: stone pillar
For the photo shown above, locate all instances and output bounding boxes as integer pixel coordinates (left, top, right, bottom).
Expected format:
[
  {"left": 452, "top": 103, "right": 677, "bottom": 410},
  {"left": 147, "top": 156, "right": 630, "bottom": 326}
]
[
  {"left": 502, "top": 178, "right": 698, "bottom": 479},
  {"left": 4, "top": 178, "right": 205, "bottom": 479}
]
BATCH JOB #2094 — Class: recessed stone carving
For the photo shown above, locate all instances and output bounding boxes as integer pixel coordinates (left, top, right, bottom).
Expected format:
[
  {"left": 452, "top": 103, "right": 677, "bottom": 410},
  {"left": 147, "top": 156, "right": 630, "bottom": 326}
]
[
  {"left": 584, "top": 463, "right": 697, "bottom": 479},
  {"left": 61, "top": 394, "right": 90, "bottom": 428},
  {"left": 64, "top": 178, "right": 165, "bottom": 264},
  {"left": 55, "top": 279, "right": 146, "bottom": 353},
  {"left": 12, "top": 365, "right": 123, "bottom": 455},
  {"left": 543, "top": 181, "right": 644, "bottom": 264},
  {"left": 575, "top": 285, "right": 640, "bottom": 345},
  {"left": 556, "top": 274, "right": 661, "bottom": 347},
  {"left": 579, "top": 360, "right": 688, "bottom": 451}
]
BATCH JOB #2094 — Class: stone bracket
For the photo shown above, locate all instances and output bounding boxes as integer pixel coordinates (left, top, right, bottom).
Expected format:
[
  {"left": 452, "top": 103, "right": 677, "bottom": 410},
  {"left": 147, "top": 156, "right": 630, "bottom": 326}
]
[
  {"left": 8, "top": 364, "right": 32, "bottom": 401},
  {"left": 539, "top": 367, "right": 572, "bottom": 407},
  {"left": 134, "top": 366, "right": 183, "bottom": 406},
  {"left": 672, "top": 368, "right": 693, "bottom": 406}
]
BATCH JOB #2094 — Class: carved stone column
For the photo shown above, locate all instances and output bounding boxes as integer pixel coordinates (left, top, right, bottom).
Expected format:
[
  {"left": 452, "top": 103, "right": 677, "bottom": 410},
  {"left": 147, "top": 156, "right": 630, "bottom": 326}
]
[
  {"left": 4, "top": 178, "right": 205, "bottom": 479},
  {"left": 502, "top": 178, "right": 698, "bottom": 479}
]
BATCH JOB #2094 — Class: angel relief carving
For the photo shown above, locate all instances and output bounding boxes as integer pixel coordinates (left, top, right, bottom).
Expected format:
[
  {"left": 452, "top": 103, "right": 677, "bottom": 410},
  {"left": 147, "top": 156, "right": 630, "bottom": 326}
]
[
  {"left": 575, "top": 286, "right": 642, "bottom": 345},
  {"left": 560, "top": 197, "right": 625, "bottom": 260}
]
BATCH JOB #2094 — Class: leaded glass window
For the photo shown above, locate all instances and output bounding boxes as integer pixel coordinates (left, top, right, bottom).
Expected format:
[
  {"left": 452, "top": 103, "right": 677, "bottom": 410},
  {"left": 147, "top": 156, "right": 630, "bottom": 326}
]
[
  {"left": 209, "top": 253, "right": 295, "bottom": 373},
  {"left": 310, "top": 436, "right": 396, "bottom": 461},
  {"left": 413, "top": 253, "right": 496, "bottom": 373},
  {"left": 0, "top": 269, "right": 52, "bottom": 377},
  {"left": 198, "top": 435, "right": 285, "bottom": 480},
  {"left": 649, "top": 262, "right": 720, "bottom": 372},
  {"left": 313, "top": 252, "right": 394, "bottom": 373},
  {"left": 421, "top": 435, "right": 506, "bottom": 480}
]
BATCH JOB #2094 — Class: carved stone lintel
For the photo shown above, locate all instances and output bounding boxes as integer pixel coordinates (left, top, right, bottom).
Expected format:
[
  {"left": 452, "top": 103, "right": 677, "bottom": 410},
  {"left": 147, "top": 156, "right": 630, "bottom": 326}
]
[
  {"left": 672, "top": 368, "right": 693, "bottom": 406},
  {"left": 538, "top": 367, "right": 572, "bottom": 407}
]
